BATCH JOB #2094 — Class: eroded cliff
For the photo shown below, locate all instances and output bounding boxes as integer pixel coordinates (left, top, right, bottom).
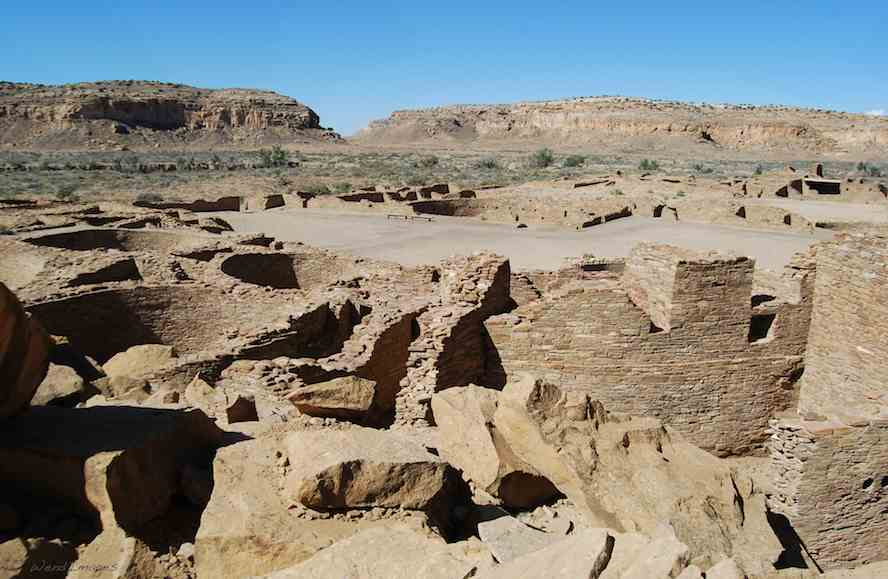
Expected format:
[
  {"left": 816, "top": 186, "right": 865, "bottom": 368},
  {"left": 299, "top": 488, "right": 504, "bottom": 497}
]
[{"left": 0, "top": 81, "right": 340, "bottom": 149}]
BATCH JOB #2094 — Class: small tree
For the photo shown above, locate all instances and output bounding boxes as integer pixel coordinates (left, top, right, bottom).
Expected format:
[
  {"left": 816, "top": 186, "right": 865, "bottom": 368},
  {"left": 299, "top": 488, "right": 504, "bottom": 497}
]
[{"left": 530, "top": 148, "right": 555, "bottom": 168}]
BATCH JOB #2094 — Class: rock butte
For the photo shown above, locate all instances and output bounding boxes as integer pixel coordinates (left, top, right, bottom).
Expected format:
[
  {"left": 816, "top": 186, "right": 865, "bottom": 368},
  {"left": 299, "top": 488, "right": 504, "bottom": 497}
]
[{"left": 1, "top": 84, "right": 887, "bottom": 579}]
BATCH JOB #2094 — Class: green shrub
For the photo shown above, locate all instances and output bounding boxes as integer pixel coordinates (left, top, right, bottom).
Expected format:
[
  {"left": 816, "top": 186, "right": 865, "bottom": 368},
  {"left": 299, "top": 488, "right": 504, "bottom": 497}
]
[
  {"left": 416, "top": 155, "right": 439, "bottom": 168},
  {"left": 300, "top": 181, "right": 331, "bottom": 195},
  {"left": 612, "top": 189, "right": 624, "bottom": 196},
  {"left": 638, "top": 159, "right": 660, "bottom": 172},
  {"left": 258, "top": 146, "right": 290, "bottom": 168},
  {"left": 563, "top": 155, "right": 586, "bottom": 168},
  {"left": 530, "top": 148, "right": 555, "bottom": 168},
  {"left": 331, "top": 182, "right": 353, "bottom": 194},
  {"left": 55, "top": 184, "right": 80, "bottom": 202},
  {"left": 692, "top": 163, "right": 714, "bottom": 174},
  {"left": 754, "top": 164, "right": 764, "bottom": 176},
  {"left": 474, "top": 157, "right": 499, "bottom": 170},
  {"left": 675, "top": 190, "right": 687, "bottom": 198},
  {"left": 135, "top": 192, "right": 163, "bottom": 204}
]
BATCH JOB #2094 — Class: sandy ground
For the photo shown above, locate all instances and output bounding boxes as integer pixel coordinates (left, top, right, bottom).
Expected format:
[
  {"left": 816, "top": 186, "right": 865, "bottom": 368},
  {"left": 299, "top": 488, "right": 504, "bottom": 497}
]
[
  {"left": 221, "top": 209, "right": 830, "bottom": 271},
  {"left": 752, "top": 198, "right": 888, "bottom": 223}
]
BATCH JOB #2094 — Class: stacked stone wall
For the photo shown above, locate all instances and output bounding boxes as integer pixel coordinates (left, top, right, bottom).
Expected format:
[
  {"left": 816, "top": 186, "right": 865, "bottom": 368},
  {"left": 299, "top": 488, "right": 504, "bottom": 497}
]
[
  {"left": 800, "top": 234, "right": 888, "bottom": 421},
  {"left": 768, "top": 418, "right": 888, "bottom": 569},
  {"left": 485, "top": 245, "right": 814, "bottom": 455}
]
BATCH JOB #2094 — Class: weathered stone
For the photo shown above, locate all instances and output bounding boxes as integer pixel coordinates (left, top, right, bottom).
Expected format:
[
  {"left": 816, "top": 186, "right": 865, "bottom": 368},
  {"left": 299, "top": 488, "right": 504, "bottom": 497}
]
[
  {"left": 184, "top": 374, "right": 225, "bottom": 415},
  {"left": 195, "top": 434, "right": 432, "bottom": 579},
  {"left": 0, "top": 282, "right": 52, "bottom": 420},
  {"left": 477, "top": 514, "right": 562, "bottom": 563},
  {"left": 477, "top": 528, "right": 613, "bottom": 579},
  {"left": 706, "top": 557, "right": 746, "bottom": 579},
  {"left": 102, "top": 344, "right": 177, "bottom": 381},
  {"left": 432, "top": 385, "right": 560, "bottom": 508},
  {"left": 285, "top": 427, "right": 464, "bottom": 521},
  {"left": 0, "top": 405, "right": 224, "bottom": 532},
  {"left": 287, "top": 375, "right": 375, "bottom": 419},
  {"left": 492, "top": 373, "right": 781, "bottom": 575},
  {"left": 255, "top": 526, "right": 489, "bottom": 579},
  {"left": 67, "top": 527, "right": 159, "bottom": 579},
  {"left": 32, "top": 363, "right": 87, "bottom": 406}
]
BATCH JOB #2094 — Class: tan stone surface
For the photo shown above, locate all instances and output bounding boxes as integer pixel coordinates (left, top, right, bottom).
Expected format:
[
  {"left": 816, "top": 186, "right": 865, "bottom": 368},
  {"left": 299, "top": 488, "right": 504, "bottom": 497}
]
[
  {"left": 493, "top": 374, "right": 781, "bottom": 575},
  {"left": 0, "top": 281, "right": 51, "bottom": 420},
  {"left": 287, "top": 375, "right": 375, "bottom": 419}
]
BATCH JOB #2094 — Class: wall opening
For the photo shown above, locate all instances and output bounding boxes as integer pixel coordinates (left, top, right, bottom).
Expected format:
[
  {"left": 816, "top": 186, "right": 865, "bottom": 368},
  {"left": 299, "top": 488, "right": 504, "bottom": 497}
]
[
  {"left": 649, "top": 321, "right": 664, "bottom": 334},
  {"left": 752, "top": 294, "right": 777, "bottom": 307},
  {"left": 783, "top": 214, "right": 792, "bottom": 226},
  {"left": 735, "top": 207, "right": 747, "bottom": 218},
  {"left": 806, "top": 180, "right": 841, "bottom": 195},
  {"left": 749, "top": 313, "right": 777, "bottom": 343}
]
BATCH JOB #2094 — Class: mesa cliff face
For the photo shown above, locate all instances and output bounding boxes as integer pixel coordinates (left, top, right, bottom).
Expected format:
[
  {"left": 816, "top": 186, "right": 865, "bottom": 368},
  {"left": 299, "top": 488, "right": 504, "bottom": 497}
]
[
  {"left": 354, "top": 96, "right": 888, "bottom": 156},
  {"left": 0, "top": 81, "right": 340, "bottom": 149}
]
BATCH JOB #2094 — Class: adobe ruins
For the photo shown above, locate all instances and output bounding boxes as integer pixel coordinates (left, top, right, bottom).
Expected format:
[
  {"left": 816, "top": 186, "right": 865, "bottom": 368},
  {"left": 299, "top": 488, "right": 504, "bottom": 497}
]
[{"left": 1, "top": 193, "right": 887, "bottom": 579}]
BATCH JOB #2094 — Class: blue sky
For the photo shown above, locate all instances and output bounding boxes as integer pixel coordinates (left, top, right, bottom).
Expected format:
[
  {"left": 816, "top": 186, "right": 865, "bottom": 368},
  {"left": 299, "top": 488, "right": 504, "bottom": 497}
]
[{"left": 2, "top": 1, "right": 886, "bottom": 135}]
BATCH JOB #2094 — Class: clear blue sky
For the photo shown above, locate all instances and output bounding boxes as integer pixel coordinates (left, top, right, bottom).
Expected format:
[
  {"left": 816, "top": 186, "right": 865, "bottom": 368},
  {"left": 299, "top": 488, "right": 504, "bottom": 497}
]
[{"left": 2, "top": 1, "right": 886, "bottom": 135}]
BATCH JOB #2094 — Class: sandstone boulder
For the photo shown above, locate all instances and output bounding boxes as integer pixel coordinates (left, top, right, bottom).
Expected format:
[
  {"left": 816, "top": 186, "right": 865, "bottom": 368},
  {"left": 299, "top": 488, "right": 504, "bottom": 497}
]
[
  {"left": 255, "top": 526, "right": 490, "bottom": 579},
  {"left": 195, "top": 433, "right": 433, "bottom": 579},
  {"left": 32, "top": 363, "right": 89, "bottom": 406},
  {"left": 287, "top": 375, "right": 375, "bottom": 419},
  {"left": 477, "top": 528, "right": 614, "bottom": 579},
  {"left": 477, "top": 513, "right": 562, "bottom": 563},
  {"left": 492, "top": 374, "right": 782, "bottom": 575},
  {"left": 67, "top": 527, "right": 159, "bottom": 579},
  {"left": 102, "top": 344, "right": 177, "bottom": 381},
  {"left": 432, "top": 385, "right": 560, "bottom": 508},
  {"left": 0, "top": 405, "right": 224, "bottom": 532},
  {"left": 0, "top": 282, "right": 52, "bottom": 420},
  {"left": 285, "top": 427, "right": 465, "bottom": 525}
]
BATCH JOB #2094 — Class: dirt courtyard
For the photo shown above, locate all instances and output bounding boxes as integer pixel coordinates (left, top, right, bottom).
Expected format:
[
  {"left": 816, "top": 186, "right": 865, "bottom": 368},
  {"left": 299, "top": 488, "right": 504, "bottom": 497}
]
[{"left": 220, "top": 208, "right": 829, "bottom": 271}]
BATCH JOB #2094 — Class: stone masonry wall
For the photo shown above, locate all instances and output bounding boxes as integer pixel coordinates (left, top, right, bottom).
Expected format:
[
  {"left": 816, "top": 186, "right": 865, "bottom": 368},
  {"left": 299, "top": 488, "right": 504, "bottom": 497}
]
[
  {"left": 484, "top": 244, "right": 814, "bottom": 455},
  {"left": 768, "top": 418, "right": 888, "bottom": 569},
  {"left": 394, "top": 253, "right": 510, "bottom": 426},
  {"left": 800, "top": 234, "right": 888, "bottom": 422}
]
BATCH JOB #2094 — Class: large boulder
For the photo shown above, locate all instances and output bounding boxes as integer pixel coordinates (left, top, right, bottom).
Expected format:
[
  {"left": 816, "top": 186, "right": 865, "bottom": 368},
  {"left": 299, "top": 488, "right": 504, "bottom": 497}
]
[
  {"left": 0, "top": 405, "right": 224, "bottom": 533},
  {"left": 32, "top": 363, "right": 89, "bottom": 406},
  {"left": 432, "top": 385, "right": 559, "bottom": 508},
  {"left": 491, "top": 374, "right": 782, "bottom": 575},
  {"left": 287, "top": 375, "right": 376, "bottom": 420},
  {"left": 0, "top": 282, "right": 52, "bottom": 420},
  {"left": 102, "top": 344, "right": 177, "bottom": 381},
  {"left": 195, "top": 433, "right": 434, "bottom": 579},
  {"left": 254, "top": 526, "right": 490, "bottom": 579},
  {"left": 285, "top": 427, "right": 466, "bottom": 527}
]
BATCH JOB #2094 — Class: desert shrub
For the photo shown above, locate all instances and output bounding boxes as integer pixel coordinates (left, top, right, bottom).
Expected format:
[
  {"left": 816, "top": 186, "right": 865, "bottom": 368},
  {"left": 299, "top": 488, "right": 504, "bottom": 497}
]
[
  {"left": 258, "top": 146, "right": 290, "bottom": 169},
  {"left": 530, "top": 148, "right": 555, "bottom": 168},
  {"left": 638, "top": 159, "right": 660, "bottom": 171},
  {"left": 475, "top": 157, "right": 499, "bottom": 170},
  {"left": 675, "top": 190, "right": 687, "bottom": 198},
  {"left": 300, "top": 181, "right": 331, "bottom": 195},
  {"left": 331, "top": 182, "right": 353, "bottom": 194},
  {"left": 754, "top": 164, "right": 764, "bottom": 176},
  {"left": 0, "top": 226, "right": 11, "bottom": 235},
  {"left": 612, "top": 189, "right": 624, "bottom": 196},
  {"left": 563, "top": 155, "right": 586, "bottom": 168},
  {"left": 858, "top": 162, "right": 882, "bottom": 177},
  {"left": 416, "top": 155, "right": 439, "bottom": 168},
  {"left": 55, "top": 184, "right": 80, "bottom": 202},
  {"left": 692, "top": 163, "right": 714, "bottom": 174},
  {"left": 135, "top": 192, "right": 163, "bottom": 204}
]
